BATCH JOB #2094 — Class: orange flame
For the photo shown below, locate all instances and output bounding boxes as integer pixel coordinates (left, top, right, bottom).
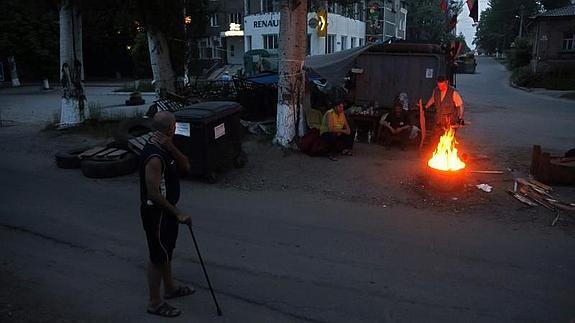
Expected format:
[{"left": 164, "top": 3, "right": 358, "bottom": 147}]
[{"left": 428, "top": 127, "right": 466, "bottom": 171}]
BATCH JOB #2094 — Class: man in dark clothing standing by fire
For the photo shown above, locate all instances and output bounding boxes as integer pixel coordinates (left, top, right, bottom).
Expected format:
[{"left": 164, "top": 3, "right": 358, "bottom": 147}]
[
  {"left": 424, "top": 75, "right": 465, "bottom": 134},
  {"left": 139, "top": 111, "right": 194, "bottom": 318}
]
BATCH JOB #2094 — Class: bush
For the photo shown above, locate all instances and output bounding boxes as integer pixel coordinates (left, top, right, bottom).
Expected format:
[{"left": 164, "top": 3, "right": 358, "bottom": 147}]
[
  {"left": 506, "top": 38, "right": 532, "bottom": 69},
  {"left": 511, "top": 66, "right": 537, "bottom": 87}
]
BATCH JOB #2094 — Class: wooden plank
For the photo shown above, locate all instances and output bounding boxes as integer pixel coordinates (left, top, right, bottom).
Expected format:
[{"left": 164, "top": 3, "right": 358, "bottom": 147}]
[
  {"left": 136, "top": 136, "right": 149, "bottom": 146},
  {"left": 418, "top": 98, "right": 426, "bottom": 151},
  {"left": 506, "top": 190, "right": 537, "bottom": 207},
  {"left": 470, "top": 170, "right": 504, "bottom": 174},
  {"left": 527, "top": 177, "right": 552, "bottom": 192},
  {"left": 79, "top": 146, "right": 107, "bottom": 158},
  {"left": 106, "top": 149, "right": 127, "bottom": 158},
  {"left": 95, "top": 148, "right": 116, "bottom": 157},
  {"left": 128, "top": 138, "right": 144, "bottom": 151}
]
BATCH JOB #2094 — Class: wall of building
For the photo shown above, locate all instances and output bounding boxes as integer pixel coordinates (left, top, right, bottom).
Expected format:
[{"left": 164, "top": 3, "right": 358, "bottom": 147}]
[
  {"left": 531, "top": 17, "right": 575, "bottom": 71},
  {"left": 244, "top": 12, "right": 366, "bottom": 55}
]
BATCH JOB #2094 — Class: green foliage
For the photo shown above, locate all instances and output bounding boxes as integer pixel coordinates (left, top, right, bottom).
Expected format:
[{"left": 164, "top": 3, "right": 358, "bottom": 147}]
[
  {"left": 474, "top": 0, "right": 540, "bottom": 53},
  {"left": 406, "top": 0, "right": 463, "bottom": 44},
  {"left": 0, "top": 0, "right": 59, "bottom": 80},
  {"left": 511, "top": 65, "right": 575, "bottom": 90},
  {"left": 510, "top": 66, "right": 536, "bottom": 87},
  {"left": 505, "top": 37, "right": 532, "bottom": 69}
]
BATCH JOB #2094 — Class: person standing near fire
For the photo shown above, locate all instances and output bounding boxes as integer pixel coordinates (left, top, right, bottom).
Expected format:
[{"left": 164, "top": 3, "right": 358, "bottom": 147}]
[{"left": 424, "top": 75, "right": 465, "bottom": 134}]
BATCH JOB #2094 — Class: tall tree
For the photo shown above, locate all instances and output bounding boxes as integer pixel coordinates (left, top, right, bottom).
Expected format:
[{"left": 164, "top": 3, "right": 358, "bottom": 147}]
[
  {"left": 406, "top": 0, "right": 463, "bottom": 43},
  {"left": 275, "top": 0, "right": 308, "bottom": 146},
  {"left": 134, "top": 0, "right": 184, "bottom": 95},
  {"left": 0, "top": 0, "right": 59, "bottom": 86},
  {"left": 474, "top": 0, "right": 539, "bottom": 53},
  {"left": 59, "top": 0, "right": 87, "bottom": 127}
]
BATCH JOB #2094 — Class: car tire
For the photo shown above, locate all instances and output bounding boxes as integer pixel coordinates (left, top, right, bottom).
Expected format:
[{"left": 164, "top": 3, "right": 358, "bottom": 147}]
[
  {"left": 55, "top": 146, "right": 90, "bottom": 169},
  {"left": 81, "top": 153, "right": 138, "bottom": 178}
]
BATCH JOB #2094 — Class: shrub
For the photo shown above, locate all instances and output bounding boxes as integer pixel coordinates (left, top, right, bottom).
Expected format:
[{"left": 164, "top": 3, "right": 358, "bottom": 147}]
[{"left": 511, "top": 66, "right": 537, "bottom": 87}]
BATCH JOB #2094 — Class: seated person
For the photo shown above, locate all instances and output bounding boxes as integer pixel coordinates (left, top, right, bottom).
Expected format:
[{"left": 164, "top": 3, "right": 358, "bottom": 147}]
[
  {"left": 379, "top": 101, "right": 413, "bottom": 149},
  {"left": 320, "top": 101, "right": 353, "bottom": 160}
]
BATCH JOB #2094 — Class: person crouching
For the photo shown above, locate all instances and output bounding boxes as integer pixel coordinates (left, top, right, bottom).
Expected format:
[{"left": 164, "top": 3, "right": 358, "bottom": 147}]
[{"left": 319, "top": 101, "right": 353, "bottom": 161}]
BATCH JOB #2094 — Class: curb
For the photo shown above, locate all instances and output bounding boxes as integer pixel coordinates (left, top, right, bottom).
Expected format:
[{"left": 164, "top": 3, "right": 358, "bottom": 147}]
[{"left": 509, "top": 81, "right": 532, "bottom": 92}]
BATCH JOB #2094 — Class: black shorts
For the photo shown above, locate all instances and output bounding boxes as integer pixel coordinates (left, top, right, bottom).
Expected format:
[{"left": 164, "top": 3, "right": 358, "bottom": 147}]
[{"left": 140, "top": 204, "right": 179, "bottom": 264}]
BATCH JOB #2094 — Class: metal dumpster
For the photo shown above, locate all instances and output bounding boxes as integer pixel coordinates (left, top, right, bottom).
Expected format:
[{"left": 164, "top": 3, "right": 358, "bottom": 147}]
[{"left": 173, "top": 101, "right": 246, "bottom": 182}]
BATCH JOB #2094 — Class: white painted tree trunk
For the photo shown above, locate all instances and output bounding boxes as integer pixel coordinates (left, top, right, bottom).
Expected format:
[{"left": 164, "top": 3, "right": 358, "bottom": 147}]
[
  {"left": 147, "top": 29, "right": 176, "bottom": 95},
  {"left": 274, "top": 0, "right": 308, "bottom": 147},
  {"left": 59, "top": 0, "right": 86, "bottom": 127},
  {"left": 7, "top": 56, "right": 21, "bottom": 87}
]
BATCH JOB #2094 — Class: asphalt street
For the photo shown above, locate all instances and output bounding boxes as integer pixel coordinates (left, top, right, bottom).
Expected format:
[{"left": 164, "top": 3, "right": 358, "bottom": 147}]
[{"left": 0, "top": 58, "right": 574, "bottom": 322}]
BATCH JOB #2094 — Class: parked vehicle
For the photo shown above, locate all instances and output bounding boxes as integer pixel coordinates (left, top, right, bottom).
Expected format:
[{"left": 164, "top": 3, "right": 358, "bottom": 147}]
[{"left": 455, "top": 53, "right": 477, "bottom": 74}]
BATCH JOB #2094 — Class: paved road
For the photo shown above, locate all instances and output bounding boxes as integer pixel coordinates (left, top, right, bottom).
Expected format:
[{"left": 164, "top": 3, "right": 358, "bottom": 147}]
[
  {"left": 1, "top": 59, "right": 574, "bottom": 322},
  {"left": 457, "top": 57, "right": 574, "bottom": 153}
]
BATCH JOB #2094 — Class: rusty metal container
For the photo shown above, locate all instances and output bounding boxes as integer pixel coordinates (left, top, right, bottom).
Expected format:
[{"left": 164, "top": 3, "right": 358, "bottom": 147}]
[{"left": 425, "top": 165, "right": 466, "bottom": 191}]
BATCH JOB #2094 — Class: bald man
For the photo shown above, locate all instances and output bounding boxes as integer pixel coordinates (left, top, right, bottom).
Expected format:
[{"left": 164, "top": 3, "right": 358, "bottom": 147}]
[{"left": 139, "top": 111, "right": 193, "bottom": 317}]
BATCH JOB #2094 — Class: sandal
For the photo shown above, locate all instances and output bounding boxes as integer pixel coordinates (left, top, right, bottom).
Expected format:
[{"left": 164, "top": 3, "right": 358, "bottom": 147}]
[
  {"left": 147, "top": 302, "right": 181, "bottom": 317},
  {"left": 341, "top": 149, "right": 353, "bottom": 156},
  {"left": 328, "top": 155, "right": 338, "bottom": 161},
  {"left": 165, "top": 285, "right": 195, "bottom": 300}
]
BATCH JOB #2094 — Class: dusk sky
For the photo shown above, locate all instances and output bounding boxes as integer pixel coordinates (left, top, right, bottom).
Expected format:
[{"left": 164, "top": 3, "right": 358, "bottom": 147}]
[{"left": 457, "top": 0, "right": 490, "bottom": 49}]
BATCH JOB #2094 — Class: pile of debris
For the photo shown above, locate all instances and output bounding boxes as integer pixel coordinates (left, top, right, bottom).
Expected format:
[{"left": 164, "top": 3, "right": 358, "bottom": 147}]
[{"left": 508, "top": 177, "right": 575, "bottom": 226}]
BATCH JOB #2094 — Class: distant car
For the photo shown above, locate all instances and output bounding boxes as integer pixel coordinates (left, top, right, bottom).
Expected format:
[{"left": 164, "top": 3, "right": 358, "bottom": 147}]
[{"left": 455, "top": 53, "right": 477, "bottom": 74}]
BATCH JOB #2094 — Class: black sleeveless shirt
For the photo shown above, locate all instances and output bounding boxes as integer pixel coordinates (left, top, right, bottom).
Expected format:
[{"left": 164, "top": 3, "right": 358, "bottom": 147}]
[{"left": 139, "top": 143, "right": 180, "bottom": 206}]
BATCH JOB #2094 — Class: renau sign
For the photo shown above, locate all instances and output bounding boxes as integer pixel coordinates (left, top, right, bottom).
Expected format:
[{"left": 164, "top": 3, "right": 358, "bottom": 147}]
[{"left": 253, "top": 19, "right": 280, "bottom": 28}]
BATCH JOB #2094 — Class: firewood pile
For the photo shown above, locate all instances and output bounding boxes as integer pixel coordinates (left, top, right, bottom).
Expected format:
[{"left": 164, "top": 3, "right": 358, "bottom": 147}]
[{"left": 508, "top": 177, "right": 575, "bottom": 226}]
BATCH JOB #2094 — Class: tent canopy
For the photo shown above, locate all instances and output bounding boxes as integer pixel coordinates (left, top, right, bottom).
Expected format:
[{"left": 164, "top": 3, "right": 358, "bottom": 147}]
[{"left": 304, "top": 44, "right": 373, "bottom": 87}]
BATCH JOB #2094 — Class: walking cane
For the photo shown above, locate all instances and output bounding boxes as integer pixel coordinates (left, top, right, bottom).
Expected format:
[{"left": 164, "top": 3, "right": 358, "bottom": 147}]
[{"left": 187, "top": 223, "right": 223, "bottom": 316}]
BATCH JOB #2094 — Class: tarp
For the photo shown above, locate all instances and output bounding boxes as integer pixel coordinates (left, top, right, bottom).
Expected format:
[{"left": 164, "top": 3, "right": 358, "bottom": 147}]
[{"left": 304, "top": 44, "right": 373, "bottom": 87}]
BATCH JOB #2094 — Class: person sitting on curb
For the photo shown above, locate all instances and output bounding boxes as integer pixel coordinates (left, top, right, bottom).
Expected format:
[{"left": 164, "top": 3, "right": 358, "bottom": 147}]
[{"left": 320, "top": 101, "right": 354, "bottom": 161}]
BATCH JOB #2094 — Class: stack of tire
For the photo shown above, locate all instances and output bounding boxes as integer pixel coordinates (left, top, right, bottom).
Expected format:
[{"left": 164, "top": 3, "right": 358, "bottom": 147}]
[
  {"left": 55, "top": 145, "right": 139, "bottom": 178},
  {"left": 54, "top": 117, "right": 153, "bottom": 178}
]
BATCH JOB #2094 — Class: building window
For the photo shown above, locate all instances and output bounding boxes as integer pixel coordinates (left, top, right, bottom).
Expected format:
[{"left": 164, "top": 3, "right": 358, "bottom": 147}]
[
  {"left": 326, "top": 34, "right": 335, "bottom": 53},
  {"left": 263, "top": 34, "right": 278, "bottom": 49},
  {"left": 210, "top": 13, "right": 219, "bottom": 27},
  {"left": 261, "top": 0, "right": 275, "bottom": 13},
  {"left": 351, "top": 37, "right": 357, "bottom": 48},
  {"left": 563, "top": 32, "right": 574, "bottom": 51},
  {"left": 306, "top": 34, "right": 311, "bottom": 55},
  {"left": 359, "top": 38, "right": 364, "bottom": 46},
  {"left": 246, "top": 35, "right": 252, "bottom": 51},
  {"left": 229, "top": 12, "right": 242, "bottom": 25},
  {"left": 198, "top": 39, "right": 212, "bottom": 59},
  {"left": 341, "top": 35, "right": 348, "bottom": 51}
]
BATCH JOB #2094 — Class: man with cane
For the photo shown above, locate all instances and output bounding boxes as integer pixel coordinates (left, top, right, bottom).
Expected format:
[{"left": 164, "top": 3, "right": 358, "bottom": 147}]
[{"left": 139, "top": 111, "right": 194, "bottom": 317}]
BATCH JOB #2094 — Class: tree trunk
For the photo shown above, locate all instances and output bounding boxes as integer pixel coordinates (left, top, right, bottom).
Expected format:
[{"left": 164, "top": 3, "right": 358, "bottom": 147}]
[
  {"left": 7, "top": 56, "right": 21, "bottom": 87},
  {"left": 59, "top": 0, "right": 86, "bottom": 127},
  {"left": 147, "top": 29, "right": 176, "bottom": 95},
  {"left": 274, "top": 0, "right": 308, "bottom": 147}
]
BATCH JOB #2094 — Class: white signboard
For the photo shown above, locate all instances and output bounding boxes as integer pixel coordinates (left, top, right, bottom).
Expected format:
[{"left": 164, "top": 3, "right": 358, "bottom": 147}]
[
  {"left": 214, "top": 123, "right": 225, "bottom": 139},
  {"left": 425, "top": 68, "right": 434, "bottom": 79},
  {"left": 175, "top": 122, "right": 191, "bottom": 137}
]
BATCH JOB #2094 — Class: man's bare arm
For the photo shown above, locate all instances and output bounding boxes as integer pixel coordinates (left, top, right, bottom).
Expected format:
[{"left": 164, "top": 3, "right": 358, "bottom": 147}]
[{"left": 145, "top": 157, "right": 191, "bottom": 224}]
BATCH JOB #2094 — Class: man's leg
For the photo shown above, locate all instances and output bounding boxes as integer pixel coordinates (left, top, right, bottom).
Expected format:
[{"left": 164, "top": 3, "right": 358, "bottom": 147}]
[
  {"left": 147, "top": 262, "right": 163, "bottom": 308},
  {"left": 160, "top": 261, "right": 177, "bottom": 294}
]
